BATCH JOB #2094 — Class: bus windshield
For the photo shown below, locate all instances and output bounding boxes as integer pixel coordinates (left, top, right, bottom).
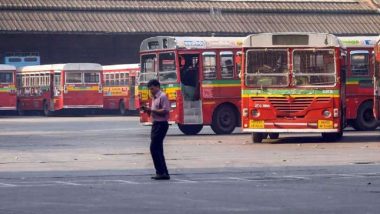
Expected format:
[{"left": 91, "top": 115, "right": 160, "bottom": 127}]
[
  {"left": 0, "top": 72, "right": 13, "bottom": 84},
  {"left": 140, "top": 54, "right": 157, "bottom": 83},
  {"left": 158, "top": 52, "right": 177, "bottom": 83},
  {"left": 245, "top": 49, "right": 288, "bottom": 87},
  {"left": 293, "top": 50, "right": 336, "bottom": 86}
]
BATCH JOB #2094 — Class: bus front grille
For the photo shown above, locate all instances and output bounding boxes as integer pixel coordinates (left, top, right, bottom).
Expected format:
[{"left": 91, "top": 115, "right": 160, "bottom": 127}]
[{"left": 269, "top": 97, "right": 313, "bottom": 114}]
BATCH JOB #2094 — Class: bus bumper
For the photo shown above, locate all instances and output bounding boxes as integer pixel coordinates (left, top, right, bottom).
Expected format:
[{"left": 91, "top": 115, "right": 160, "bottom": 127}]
[
  {"left": 242, "top": 128, "right": 339, "bottom": 133},
  {"left": 63, "top": 105, "right": 103, "bottom": 109},
  {"left": 0, "top": 107, "right": 17, "bottom": 110},
  {"left": 141, "top": 121, "right": 176, "bottom": 126}
]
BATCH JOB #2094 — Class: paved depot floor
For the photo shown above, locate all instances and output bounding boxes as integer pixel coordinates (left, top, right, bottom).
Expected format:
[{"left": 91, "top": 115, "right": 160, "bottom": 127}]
[{"left": 0, "top": 116, "right": 380, "bottom": 213}]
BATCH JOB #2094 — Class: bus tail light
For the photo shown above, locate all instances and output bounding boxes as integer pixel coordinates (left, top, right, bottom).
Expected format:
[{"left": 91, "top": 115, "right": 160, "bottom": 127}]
[
  {"left": 322, "top": 109, "right": 332, "bottom": 118},
  {"left": 333, "top": 108, "right": 339, "bottom": 118},
  {"left": 63, "top": 85, "right": 68, "bottom": 94},
  {"left": 243, "top": 108, "right": 248, "bottom": 117}
]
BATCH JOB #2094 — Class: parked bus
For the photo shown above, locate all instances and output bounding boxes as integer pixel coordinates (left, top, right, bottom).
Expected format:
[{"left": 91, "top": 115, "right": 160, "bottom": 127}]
[
  {"left": 338, "top": 36, "right": 379, "bottom": 130},
  {"left": 0, "top": 64, "right": 17, "bottom": 111},
  {"left": 139, "top": 36, "right": 243, "bottom": 135},
  {"left": 17, "top": 63, "right": 103, "bottom": 116},
  {"left": 103, "top": 64, "right": 140, "bottom": 115},
  {"left": 374, "top": 37, "right": 380, "bottom": 122},
  {"left": 241, "top": 33, "right": 345, "bottom": 143}
]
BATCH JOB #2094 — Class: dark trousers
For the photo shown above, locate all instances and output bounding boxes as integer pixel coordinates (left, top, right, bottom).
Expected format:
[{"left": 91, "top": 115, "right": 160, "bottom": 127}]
[{"left": 150, "top": 121, "right": 169, "bottom": 175}]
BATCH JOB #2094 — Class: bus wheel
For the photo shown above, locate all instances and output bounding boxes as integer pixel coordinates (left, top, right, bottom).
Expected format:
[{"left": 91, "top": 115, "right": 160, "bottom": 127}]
[
  {"left": 43, "top": 101, "right": 52, "bottom": 117},
  {"left": 17, "top": 101, "right": 24, "bottom": 116},
  {"left": 211, "top": 105, "right": 237, "bottom": 135},
  {"left": 321, "top": 132, "right": 342, "bottom": 142},
  {"left": 119, "top": 101, "right": 126, "bottom": 116},
  {"left": 269, "top": 133, "right": 279, "bottom": 139},
  {"left": 178, "top": 124, "right": 203, "bottom": 135},
  {"left": 252, "top": 133, "right": 267, "bottom": 143},
  {"left": 352, "top": 101, "right": 378, "bottom": 131}
]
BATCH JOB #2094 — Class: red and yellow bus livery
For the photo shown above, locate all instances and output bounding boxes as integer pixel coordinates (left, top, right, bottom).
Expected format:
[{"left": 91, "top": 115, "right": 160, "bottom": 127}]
[
  {"left": 339, "top": 36, "right": 379, "bottom": 130},
  {"left": 241, "top": 33, "right": 345, "bottom": 142},
  {"left": 0, "top": 64, "right": 17, "bottom": 111},
  {"left": 17, "top": 63, "right": 103, "bottom": 115},
  {"left": 139, "top": 36, "right": 243, "bottom": 135},
  {"left": 103, "top": 64, "right": 140, "bottom": 115}
]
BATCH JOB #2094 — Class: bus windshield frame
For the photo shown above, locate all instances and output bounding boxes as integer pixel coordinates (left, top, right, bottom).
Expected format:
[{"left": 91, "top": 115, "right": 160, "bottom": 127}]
[
  {"left": 245, "top": 49, "right": 289, "bottom": 88},
  {"left": 292, "top": 49, "right": 337, "bottom": 88},
  {"left": 140, "top": 53, "right": 157, "bottom": 83},
  {"left": 0, "top": 71, "right": 14, "bottom": 84},
  {"left": 158, "top": 51, "right": 178, "bottom": 83}
]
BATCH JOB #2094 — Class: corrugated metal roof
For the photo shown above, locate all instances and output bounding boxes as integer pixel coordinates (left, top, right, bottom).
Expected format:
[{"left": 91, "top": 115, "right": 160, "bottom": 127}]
[{"left": 0, "top": 0, "right": 379, "bottom": 35}]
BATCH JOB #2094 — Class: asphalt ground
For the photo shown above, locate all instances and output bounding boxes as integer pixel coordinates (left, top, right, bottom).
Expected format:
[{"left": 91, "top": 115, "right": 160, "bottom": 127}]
[{"left": 0, "top": 115, "right": 379, "bottom": 213}]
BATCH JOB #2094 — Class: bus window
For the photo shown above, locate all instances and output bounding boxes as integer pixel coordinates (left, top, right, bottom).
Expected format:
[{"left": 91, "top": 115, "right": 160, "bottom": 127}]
[
  {"left": 351, "top": 51, "right": 369, "bottom": 76},
  {"left": 115, "top": 73, "right": 120, "bottom": 85},
  {"left": 124, "top": 73, "right": 130, "bottom": 85},
  {"left": 293, "top": 50, "right": 336, "bottom": 86},
  {"left": 159, "top": 52, "right": 177, "bottom": 83},
  {"left": 220, "top": 51, "right": 234, "bottom": 79},
  {"left": 66, "top": 73, "right": 82, "bottom": 84},
  {"left": 105, "top": 74, "right": 110, "bottom": 86},
  {"left": 84, "top": 72, "right": 99, "bottom": 83},
  {"left": 140, "top": 54, "right": 157, "bottom": 83},
  {"left": 203, "top": 52, "right": 216, "bottom": 80},
  {"left": 245, "top": 50, "right": 288, "bottom": 87},
  {"left": 0, "top": 72, "right": 13, "bottom": 83}
]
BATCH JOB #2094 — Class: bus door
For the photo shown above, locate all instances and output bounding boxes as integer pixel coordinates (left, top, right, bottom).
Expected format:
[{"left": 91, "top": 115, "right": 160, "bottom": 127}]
[
  {"left": 129, "top": 75, "right": 136, "bottom": 110},
  {"left": 179, "top": 53, "right": 203, "bottom": 124}
]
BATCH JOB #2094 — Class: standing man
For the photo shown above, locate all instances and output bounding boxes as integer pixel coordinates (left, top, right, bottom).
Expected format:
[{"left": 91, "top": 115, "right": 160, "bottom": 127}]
[{"left": 141, "top": 79, "right": 170, "bottom": 180}]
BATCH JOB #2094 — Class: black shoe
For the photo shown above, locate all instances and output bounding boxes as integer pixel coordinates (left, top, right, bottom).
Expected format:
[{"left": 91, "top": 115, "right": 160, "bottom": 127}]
[{"left": 151, "top": 174, "right": 170, "bottom": 180}]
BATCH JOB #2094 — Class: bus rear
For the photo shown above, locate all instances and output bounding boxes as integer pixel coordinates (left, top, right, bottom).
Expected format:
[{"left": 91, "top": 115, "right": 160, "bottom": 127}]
[
  {"left": 103, "top": 64, "right": 140, "bottom": 115},
  {"left": 241, "top": 33, "right": 345, "bottom": 143},
  {"left": 0, "top": 65, "right": 17, "bottom": 111},
  {"left": 62, "top": 63, "right": 103, "bottom": 109}
]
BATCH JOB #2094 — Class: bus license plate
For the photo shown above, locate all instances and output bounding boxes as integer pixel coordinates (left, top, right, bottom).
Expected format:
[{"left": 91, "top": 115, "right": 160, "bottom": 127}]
[
  {"left": 318, "top": 120, "right": 333, "bottom": 129},
  {"left": 250, "top": 120, "right": 264, "bottom": 129}
]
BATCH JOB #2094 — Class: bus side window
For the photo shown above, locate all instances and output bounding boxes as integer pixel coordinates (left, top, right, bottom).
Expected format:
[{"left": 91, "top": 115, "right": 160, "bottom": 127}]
[
  {"left": 202, "top": 52, "right": 216, "bottom": 80},
  {"left": 220, "top": 51, "right": 234, "bottom": 79},
  {"left": 110, "top": 74, "right": 115, "bottom": 86},
  {"left": 351, "top": 51, "right": 369, "bottom": 76}
]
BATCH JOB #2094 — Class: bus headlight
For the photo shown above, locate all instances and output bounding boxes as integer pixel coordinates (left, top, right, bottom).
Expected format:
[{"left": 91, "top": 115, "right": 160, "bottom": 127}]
[
  {"left": 170, "top": 102, "right": 177, "bottom": 108},
  {"left": 252, "top": 109, "right": 260, "bottom": 118},
  {"left": 322, "top": 109, "right": 332, "bottom": 118}
]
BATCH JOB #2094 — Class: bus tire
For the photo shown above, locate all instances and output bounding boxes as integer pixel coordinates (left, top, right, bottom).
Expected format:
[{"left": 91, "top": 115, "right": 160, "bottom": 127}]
[
  {"left": 43, "top": 101, "right": 53, "bottom": 117},
  {"left": 321, "top": 131, "right": 342, "bottom": 142},
  {"left": 17, "top": 101, "right": 24, "bottom": 116},
  {"left": 352, "top": 101, "right": 378, "bottom": 131},
  {"left": 252, "top": 133, "right": 266, "bottom": 143},
  {"left": 269, "top": 133, "right": 279, "bottom": 139},
  {"left": 119, "top": 101, "right": 126, "bottom": 116},
  {"left": 211, "top": 104, "right": 237, "bottom": 135},
  {"left": 178, "top": 124, "right": 203, "bottom": 135}
]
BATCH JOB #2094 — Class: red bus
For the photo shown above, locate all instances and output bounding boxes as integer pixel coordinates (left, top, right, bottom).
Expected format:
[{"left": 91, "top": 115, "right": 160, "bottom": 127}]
[
  {"left": 17, "top": 63, "right": 103, "bottom": 116},
  {"left": 103, "top": 64, "right": 140, "bottom": 115},
  {"left": 374, "top": 37, "right": 380, "bottom": 121},
  {"left": 339, "top": 36, "right": 379, "bottom": 130},
  {"left": 139, "top": 36, "right": 244, "bottom": 135},
  {"left": 0, "top": 64, "right": 17, "bottom": 111},
  {"left": 241, "top": 33, "right": 345, "bottom": 142}
]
